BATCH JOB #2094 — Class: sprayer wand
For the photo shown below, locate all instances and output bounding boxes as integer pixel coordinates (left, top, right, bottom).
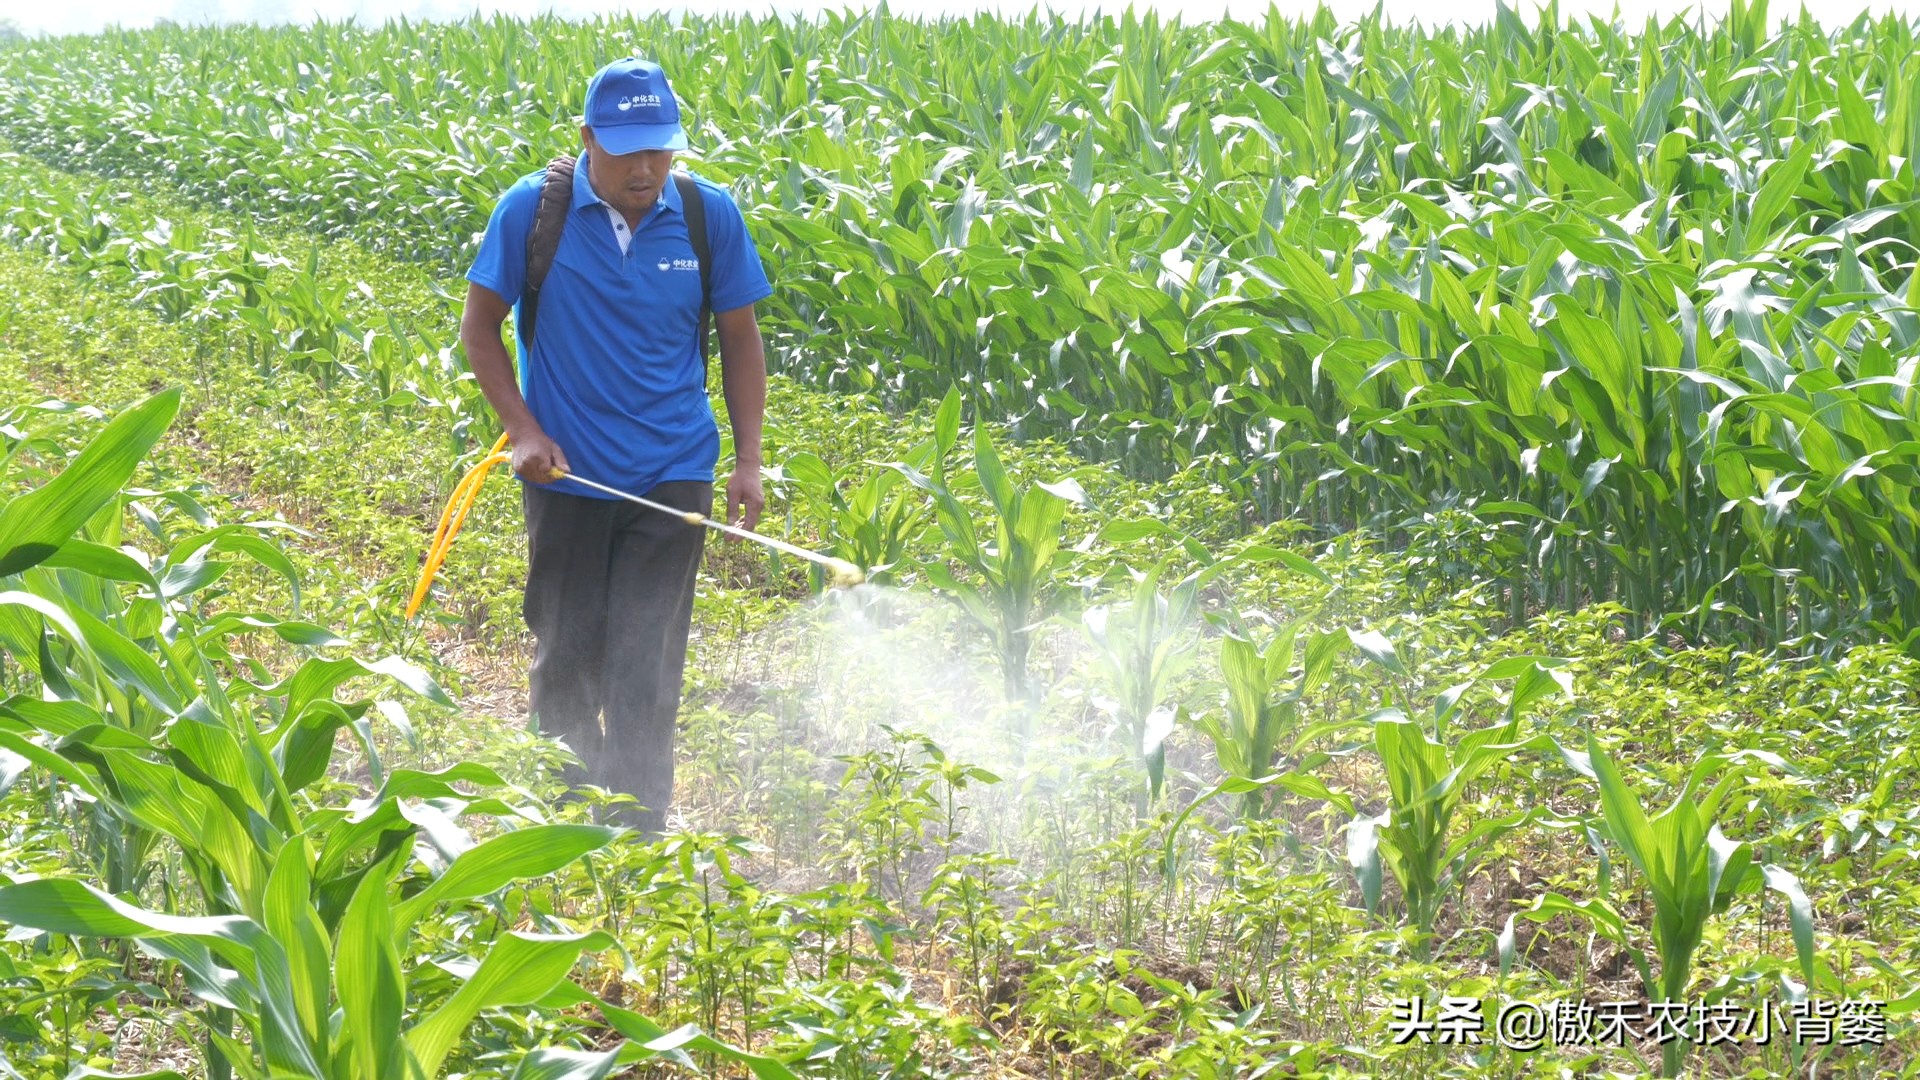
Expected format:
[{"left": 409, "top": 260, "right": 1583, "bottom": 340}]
[
  {"left": 405, "top": 434, "right": 864, "bottom": 620},
  {"left": 548, "top": 468, "right": 866, "bottom": 586}
]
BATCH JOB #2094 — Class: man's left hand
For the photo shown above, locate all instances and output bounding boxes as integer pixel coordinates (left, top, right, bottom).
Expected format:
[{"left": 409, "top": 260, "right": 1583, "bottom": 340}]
[{"left": 725, "top": 467, "right": 764, "bottom": 533}]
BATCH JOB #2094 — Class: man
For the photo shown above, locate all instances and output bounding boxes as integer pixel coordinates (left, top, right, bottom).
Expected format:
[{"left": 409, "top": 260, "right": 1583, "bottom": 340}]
[{"left": 460, "top": 57, "right": 773, "bottom": 836}]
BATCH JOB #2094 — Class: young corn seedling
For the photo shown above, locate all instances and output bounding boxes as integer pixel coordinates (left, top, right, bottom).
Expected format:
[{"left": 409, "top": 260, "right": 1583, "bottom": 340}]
[
  {"left": 1082, "top": 556, "right": 1203, "bottom": 814},
  {"left": 1190, "top": 622, "right": 1346, "bottom": 822},
  {"left": 896, "top": 388, "right": 1087, "bottom": 705},
  {"left": 1084, "top": 521, "right": 1332, "bottom": 814},
  {"left": 1522, "top": 734, "right": 1816, "bottom": 1078},
  {"left": 1341, "top": 645, "right": 1580, "bottom": 959},
  {"left": 1161, "top": 619, "right": 1355, "bottom": 886},
  {"left": 777, "top": 448, "right": 932, "bottom": 590}
]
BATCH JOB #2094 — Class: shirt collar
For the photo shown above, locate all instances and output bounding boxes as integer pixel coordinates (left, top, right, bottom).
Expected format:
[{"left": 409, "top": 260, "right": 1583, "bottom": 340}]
[{"left": 571, "top": 158, "right": 683, "bottom": 217}]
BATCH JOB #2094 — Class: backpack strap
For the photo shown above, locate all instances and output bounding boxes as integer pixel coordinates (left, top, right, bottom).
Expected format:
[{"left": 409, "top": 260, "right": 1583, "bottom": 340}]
[
  {"left": 520, "top": 153, "right": 576, "bottom": 352},
  {"left": 673, "top": 171, "right": 714, "bottom": 366}
]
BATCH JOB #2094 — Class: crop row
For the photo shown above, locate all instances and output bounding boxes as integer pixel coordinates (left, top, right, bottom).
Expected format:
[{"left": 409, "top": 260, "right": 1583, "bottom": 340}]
[{"left": 3, "top": 5, "right": 1917, "bottom": 648}]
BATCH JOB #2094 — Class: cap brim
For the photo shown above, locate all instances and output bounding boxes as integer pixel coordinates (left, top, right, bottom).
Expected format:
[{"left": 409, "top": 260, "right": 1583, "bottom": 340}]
[{"left": 591, "top": 122, "right": 689, "bottom": 154}]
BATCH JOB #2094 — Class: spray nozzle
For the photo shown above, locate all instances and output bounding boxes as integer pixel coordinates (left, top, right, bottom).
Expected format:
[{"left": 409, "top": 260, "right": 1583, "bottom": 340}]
[{"left": 826, "top": 558, "right": 866, "bottom": 588}]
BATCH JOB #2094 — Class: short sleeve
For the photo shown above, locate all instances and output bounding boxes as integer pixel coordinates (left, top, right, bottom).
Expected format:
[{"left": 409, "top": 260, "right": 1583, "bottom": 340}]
[
  {"left": 702, "top": 187, "right": 774, "bottom": 314},
  {"left": 466, "top": 178, "right": 538, "bottom": 306}
]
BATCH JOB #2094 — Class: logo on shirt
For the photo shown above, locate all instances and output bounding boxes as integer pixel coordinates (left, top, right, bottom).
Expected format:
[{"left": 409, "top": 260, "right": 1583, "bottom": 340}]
[
  {"left": 657, "top": 257, "right": 700, "bottom": 272},
  {"left": 617, "top": 94, "right": 662, "bottom": 111}
]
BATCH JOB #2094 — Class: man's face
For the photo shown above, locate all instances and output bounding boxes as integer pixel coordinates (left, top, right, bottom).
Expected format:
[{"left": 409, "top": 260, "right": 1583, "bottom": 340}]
[{"left": 581, "top": 126, "right": 673, "bottom": 217}]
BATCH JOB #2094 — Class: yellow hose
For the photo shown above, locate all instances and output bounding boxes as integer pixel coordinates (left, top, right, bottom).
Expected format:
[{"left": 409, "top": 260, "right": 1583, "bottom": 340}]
[{"left": 405, "top": 433, "right": 510, "bottom": 619}]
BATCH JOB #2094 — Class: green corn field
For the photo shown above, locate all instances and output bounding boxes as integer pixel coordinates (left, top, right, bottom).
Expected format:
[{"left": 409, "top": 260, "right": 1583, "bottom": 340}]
[{"left": 0, "top": 2, "right": 1914, "bottom": 1077}]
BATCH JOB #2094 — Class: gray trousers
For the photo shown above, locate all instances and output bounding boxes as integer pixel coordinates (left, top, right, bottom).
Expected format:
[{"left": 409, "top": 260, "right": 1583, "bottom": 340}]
[{"left": 521, "top": 480, "right": 710, "bottom": 835}]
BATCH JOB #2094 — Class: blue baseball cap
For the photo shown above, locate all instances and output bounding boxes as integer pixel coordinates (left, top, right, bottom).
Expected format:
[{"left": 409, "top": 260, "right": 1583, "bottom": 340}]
[{"left": 584, "top": 58, "right": 689, "bottom": 154}]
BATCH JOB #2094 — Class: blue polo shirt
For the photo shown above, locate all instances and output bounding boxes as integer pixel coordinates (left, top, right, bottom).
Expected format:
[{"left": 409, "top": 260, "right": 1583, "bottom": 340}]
[{"left": 466, "top": 163, "right": 773, "bottom": 500}]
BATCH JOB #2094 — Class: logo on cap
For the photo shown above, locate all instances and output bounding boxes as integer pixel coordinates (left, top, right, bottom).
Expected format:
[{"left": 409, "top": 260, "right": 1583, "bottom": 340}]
[{"left": 585, "top": 58, "right": 690, "bottom": 153}]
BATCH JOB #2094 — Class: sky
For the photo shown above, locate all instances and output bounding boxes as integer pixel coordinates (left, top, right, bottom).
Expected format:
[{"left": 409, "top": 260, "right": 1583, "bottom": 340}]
[{"left": 3, "top": 0, "right": 1919, "bottom": 38}]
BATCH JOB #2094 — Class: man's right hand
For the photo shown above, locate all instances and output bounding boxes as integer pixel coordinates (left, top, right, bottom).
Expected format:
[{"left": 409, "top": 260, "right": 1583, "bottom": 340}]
[{"left": 511, "top": 429, "right": 571, "bottom": 484}]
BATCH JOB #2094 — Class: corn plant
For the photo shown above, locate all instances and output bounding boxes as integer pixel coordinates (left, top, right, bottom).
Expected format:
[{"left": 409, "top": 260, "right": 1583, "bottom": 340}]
[
  {"left": 776, "top": 448, "right": 932, "bottom": 590},
  {"left": 1082, "top": 555, "right": 1204, "bottom": 812},
  {"left": 1320, "top": 638, "right": 1581, "bottom": 954},
  {"left": 0, "top": 393, "right": 796, "bottom": 1080},
  {"left": 1190, "top": 623, "right": 1346, "bottom": 822},
  {"left": 0, "top": 394, "right": 337, "bottom": 913},
  {"left": 1523, "top": 733, "right": 1817, "bottom": 1078},
  {"left": 898, "top": 390, "right": 1087, "bottom": 704}
]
